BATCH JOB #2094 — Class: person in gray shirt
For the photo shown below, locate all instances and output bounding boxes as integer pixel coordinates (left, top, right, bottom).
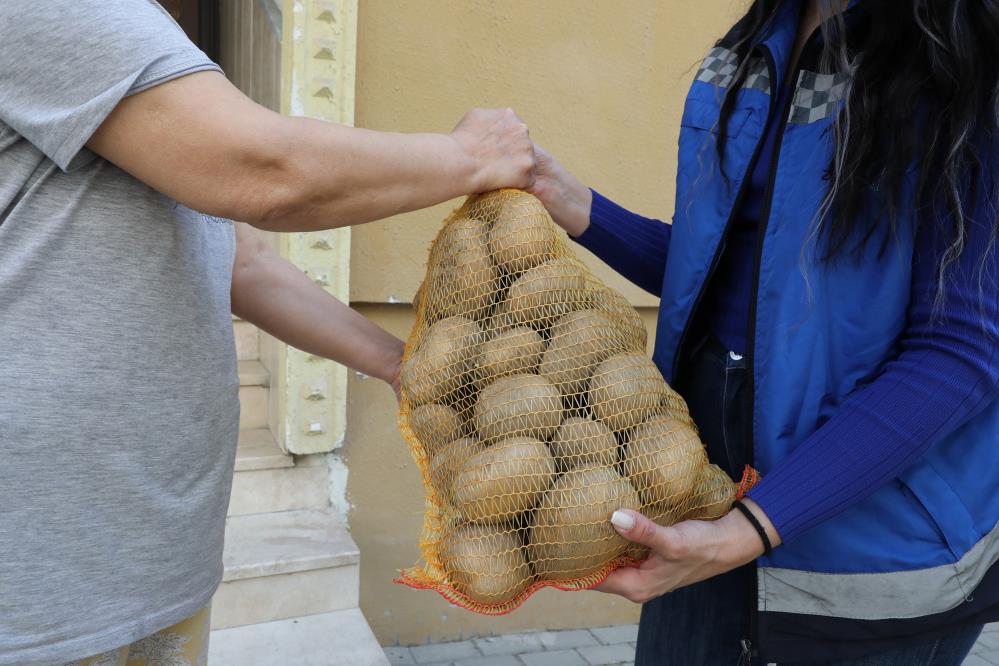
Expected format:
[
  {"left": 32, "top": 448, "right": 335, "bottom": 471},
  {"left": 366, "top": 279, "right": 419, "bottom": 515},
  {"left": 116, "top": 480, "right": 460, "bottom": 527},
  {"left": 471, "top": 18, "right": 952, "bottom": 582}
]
[{"left": 0, "top": 1, "right": 535, "bottom": 664}]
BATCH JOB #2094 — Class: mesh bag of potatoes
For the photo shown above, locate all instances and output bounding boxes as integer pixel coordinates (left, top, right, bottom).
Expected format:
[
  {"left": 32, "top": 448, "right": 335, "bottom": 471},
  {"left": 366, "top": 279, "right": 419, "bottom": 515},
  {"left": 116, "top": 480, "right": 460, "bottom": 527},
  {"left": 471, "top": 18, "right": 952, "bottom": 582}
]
[{"left": 395, "top": 189, "right": 758, "bottom": 614}]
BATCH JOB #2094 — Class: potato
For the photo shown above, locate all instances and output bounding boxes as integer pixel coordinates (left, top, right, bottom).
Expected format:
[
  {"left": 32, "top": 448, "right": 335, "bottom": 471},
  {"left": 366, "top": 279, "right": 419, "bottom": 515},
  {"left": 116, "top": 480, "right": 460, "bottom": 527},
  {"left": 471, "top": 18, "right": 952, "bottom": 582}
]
[
  {"left": 682, "top": 463, "right": 736, "bottom": 521},
  {"left": 481, "top": 306, "right": 519, "bottom": 336},
  {"left": 623, "top": 415, "right": 705, "bottom": 511},
  {"left": 464, "top": 188, "right": 509, "bottom": 220},
  {"left": 540, "top": 310, "right": 643, "bottom": 398},
  {"left": 453, "top": 437, "right": 556, "bottom": 523},
  {"left": 409, "top": 404, "right": 464, "bottom": 453},
  {"left": 430, "top": 215, "right": 489, "bottom": 259},
  {"left": 423, "top": 263, "right": 496, "bottom": 323},
  {"left": 440, "top": 524, "right": 533, "bottom": 605},
  {"left": 626, "top": 462, "right": 733, "bottom": 562},
  {"left": 401, "top": 316, "right": 481, "bottom": 406},
  {"left": 549, "top": 417, "right": 618, "bottom": 470},
  {"left": 428, "top": 437, "right": 485, "bottom": 502},
  {"left": 588, "top": 353, "right": 678, "bottom": 432},
  {"left": 474, "top": 374, "right": 563, "bottom": 443},
  {"left": 588, "top": 287, "right": 648, "bottom": 351},
  {"left": 485, "top": 191, "right": 561, "bottom": 273},
  {"left": 501, "top": 258, "right": 588, "bottom": 328},
  {"left": 474, "top": 326, "right": 546, "bottom": 387},
  {"left": 424, "top": 217, "right": 498, "bottom": 321},
  {"left": 529, "top": 465, "right": 641, "bottom": 580}
]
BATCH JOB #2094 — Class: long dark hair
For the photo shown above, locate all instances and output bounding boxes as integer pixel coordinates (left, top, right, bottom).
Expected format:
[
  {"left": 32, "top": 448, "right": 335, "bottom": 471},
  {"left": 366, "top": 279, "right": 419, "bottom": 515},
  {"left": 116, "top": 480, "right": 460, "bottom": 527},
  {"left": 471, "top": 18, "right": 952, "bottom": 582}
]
[{"left": 717, "top": 1, "right": 999, "bottom": 298}]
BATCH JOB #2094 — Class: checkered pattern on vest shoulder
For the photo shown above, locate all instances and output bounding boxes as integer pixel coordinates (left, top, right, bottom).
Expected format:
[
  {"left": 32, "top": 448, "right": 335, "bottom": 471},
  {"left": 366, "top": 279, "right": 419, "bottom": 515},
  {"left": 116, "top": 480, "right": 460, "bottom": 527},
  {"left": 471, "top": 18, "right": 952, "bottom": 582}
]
[
  {"left": 788, "top": 70, "right": 850, "bottom": 124},
  {"left": 696, "top": 47, "right": 852, "bottom": 125},
  {"left": 695, "top": 46, "right": 771, "bottom": 95}
]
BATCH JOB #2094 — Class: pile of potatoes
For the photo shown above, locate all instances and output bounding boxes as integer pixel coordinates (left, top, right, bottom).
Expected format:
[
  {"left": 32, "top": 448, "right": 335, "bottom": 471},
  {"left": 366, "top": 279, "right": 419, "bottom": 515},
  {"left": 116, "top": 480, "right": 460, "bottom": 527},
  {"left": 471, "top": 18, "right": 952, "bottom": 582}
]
[{"left": 401, "top": 190, "right": 737, "bottom": 608}]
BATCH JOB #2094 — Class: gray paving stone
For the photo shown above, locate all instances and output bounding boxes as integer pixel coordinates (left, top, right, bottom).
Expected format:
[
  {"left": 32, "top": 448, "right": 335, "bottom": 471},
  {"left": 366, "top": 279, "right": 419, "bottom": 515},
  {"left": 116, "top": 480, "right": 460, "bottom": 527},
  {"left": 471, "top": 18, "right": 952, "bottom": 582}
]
[
  {"left": 970, "top": 644, "right": 999, "bottom": 666},
  {"left": 453, "top": 656, "right": 523, "bottom": 666},
  {"left": 975, "top": 649, "right": 999, "bottom": 666},
  {"left": 978, "top": 630, "right": 999, "bottom": 651},
  {"left": 964, "top": 654, "right": 995, "bottom": 666},
  {"left": 589, "top": 625, "right": 639, "bottom": 646},
  {"left": 535, "top": 629, "right": 600, "bottom": 651},
  {"left": 520, "top": 649, "right": 587, "bottom": 666},
  {"left": 411, "top": 640, "right": 480, "bottom": 664},
  {"left": 474, "top": 632, "right": 545, "bottom": 655},
  {"left": 578, "top": 643, "right": 636, "bottom": 665},
  {"left": 973, "top": 627, "right": 999, "bottom": 666},
  {"left": 384, "top": 646, "right": 417, "bottom": 665}
]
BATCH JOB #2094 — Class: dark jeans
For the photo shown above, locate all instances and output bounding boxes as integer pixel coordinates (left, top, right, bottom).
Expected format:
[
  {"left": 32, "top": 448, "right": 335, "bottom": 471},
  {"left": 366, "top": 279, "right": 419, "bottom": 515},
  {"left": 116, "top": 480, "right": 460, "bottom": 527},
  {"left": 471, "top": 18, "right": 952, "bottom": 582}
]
[{"left": 633, "top": 336, "right": 984, "bottom": 665}]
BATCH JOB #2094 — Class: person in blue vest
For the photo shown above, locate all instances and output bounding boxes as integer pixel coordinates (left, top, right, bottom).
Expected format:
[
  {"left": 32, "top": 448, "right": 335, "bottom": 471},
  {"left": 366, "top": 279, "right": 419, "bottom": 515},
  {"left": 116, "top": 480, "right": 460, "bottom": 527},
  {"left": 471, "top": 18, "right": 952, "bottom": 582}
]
[{"left": 531, "top": 1, "right": 999, "bottom": 664}]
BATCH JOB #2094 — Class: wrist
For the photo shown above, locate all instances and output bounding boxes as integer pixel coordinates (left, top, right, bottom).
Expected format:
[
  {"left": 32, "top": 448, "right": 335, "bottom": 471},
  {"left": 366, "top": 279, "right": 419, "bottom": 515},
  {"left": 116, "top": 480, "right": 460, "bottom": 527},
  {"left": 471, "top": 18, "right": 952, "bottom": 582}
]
[
  {"left": 716, "top": 511, "right": 764, "bottom": 565},
  {"left": 558, "top": 180, "right": 592, "bottom": 238},
  {"left": 538, "top": 163, "right": 591, "bottom": 237},
  {"left": 741, "top": 497, "right": 782, "bottom": 549},
  {"left": 442, "top": 131, "right": 481, "bottom": 196},
  {"left": 716, "top": 498, "right": 781, "bottom": 564},
  {"left": 372, "top": 337, "right": 405, "bottom": 387},
  {"left": 443, "top": 132, "right": 482, "bottom": 194}
]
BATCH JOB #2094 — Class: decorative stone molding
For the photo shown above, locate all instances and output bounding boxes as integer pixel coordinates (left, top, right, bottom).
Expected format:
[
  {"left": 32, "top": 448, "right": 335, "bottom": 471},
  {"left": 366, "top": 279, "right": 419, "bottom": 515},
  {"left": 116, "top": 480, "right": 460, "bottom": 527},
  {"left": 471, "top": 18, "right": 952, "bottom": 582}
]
[{"left": 276, "top": 0, "right": 357, "bottom": 455}]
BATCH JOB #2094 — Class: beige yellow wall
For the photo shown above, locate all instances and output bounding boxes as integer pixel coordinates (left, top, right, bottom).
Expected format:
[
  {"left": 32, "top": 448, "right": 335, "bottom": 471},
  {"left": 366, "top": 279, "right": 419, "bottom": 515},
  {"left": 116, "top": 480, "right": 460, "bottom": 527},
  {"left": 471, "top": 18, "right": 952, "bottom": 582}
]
[{"left": 344, "top": 0, "right": 740, "bottom": 646}]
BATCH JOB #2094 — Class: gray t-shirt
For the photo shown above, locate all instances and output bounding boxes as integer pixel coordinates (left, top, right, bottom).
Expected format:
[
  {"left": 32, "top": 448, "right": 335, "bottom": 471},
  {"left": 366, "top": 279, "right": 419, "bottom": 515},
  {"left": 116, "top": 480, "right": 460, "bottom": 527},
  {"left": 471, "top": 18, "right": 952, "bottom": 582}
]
[{"left": 0, "top": 2, "right": 239, "bottom": 664}]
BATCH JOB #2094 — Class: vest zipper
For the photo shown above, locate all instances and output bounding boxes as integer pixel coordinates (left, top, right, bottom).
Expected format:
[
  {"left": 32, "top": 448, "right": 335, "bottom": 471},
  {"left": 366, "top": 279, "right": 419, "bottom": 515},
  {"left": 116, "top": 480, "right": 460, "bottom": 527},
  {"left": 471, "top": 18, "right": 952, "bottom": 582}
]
[
  {"left": 670, "top": 48, "right": 780, "bottom": 382},
  {"left": 744, "top": 30, "right": 822, "bottom": 663},
  {"left": 668, "top": 44, "right": 779, "bottom": 663}
]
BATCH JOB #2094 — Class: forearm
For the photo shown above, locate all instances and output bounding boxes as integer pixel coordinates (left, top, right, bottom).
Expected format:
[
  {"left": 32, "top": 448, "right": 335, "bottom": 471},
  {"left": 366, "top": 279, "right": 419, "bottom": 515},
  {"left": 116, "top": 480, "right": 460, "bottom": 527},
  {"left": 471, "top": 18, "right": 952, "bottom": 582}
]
[
  {"left": 87, "top": 72, "right": 533, "bottom": 233},
  {"left": 573, "top": 190, "right": 672, "bottom": 296},
  {"left": 258, "top": 119, "right": 477, "bottom": 232},
  {"left": 529, "top": 146, "right": 671, "bottom": 295},
  {"left": 748, "top": 341, "right": 999, "bottom": 541},
  {"left": 749, "top": 215, "right": 999, "bottom": 542},
  {"left": 231, "top": 226, "right": 403, "bottom": 385}
]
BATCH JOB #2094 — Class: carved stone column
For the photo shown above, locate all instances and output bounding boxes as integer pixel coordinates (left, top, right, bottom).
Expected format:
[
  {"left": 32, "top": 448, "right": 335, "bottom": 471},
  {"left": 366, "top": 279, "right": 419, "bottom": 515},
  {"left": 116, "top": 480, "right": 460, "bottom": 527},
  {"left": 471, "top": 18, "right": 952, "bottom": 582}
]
[{"left": 276, "top": 0, "right": 356, "bottom": 459}]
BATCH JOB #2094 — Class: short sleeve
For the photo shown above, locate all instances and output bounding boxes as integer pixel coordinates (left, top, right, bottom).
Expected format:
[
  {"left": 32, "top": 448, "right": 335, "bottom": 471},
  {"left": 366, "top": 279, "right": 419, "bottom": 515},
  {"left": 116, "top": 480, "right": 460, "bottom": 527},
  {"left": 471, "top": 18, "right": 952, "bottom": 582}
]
[{"left": 0, "top": 0, "right": 222, "bottom": 171}]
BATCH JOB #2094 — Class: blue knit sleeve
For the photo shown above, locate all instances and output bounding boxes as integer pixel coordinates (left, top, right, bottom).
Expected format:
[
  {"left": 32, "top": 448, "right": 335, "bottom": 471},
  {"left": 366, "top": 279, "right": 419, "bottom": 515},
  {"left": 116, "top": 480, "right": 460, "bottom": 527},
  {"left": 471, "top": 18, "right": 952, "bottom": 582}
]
[
  {"left": 573, "top": 190, "right": 671, "bottom": 297},
  {"left": 748, "top": 196, "right": 999, "bottom": 542}
]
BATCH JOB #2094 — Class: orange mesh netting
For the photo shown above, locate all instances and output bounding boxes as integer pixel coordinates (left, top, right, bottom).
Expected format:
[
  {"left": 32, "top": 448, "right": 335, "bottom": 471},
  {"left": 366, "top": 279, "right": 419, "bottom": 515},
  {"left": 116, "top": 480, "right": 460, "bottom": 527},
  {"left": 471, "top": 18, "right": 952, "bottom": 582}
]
[{"left": 395, "top": 189, "right": 758, "bottom": 614}]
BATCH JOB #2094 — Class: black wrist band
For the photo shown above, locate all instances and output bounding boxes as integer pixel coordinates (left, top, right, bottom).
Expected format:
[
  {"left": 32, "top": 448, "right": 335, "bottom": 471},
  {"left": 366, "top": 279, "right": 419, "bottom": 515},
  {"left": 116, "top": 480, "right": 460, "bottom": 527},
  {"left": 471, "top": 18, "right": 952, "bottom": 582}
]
[{"left": 732, "top": 500, "right": 773, "bottom": 557}]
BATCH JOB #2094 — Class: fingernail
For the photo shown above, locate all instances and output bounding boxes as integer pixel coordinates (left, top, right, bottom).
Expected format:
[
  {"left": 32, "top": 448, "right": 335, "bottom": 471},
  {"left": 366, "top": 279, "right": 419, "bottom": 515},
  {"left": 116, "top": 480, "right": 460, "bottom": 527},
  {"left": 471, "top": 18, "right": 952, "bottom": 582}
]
[{"left": 611, "top": 510, "right": 635, "bottom": 530}]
